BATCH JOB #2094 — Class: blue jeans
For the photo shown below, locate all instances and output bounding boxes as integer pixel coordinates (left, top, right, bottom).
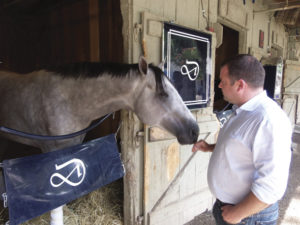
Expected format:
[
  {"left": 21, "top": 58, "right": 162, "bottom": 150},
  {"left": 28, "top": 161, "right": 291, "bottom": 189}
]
[{"left": 212, "top": 199, "right": 279, "bottom": 225}]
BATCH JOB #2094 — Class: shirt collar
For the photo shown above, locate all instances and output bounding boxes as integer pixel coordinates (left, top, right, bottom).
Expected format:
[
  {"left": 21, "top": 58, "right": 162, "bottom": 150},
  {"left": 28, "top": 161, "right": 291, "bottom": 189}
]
[{"left": 233, "top": 91, "right": 267, "bottom": 114}]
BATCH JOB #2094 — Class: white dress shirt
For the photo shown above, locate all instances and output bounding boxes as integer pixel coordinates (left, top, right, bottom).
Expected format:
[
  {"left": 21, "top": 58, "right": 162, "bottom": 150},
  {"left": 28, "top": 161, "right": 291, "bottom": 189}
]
[{"left": 208, "top": 91, "right": 292, "bottom": 204}]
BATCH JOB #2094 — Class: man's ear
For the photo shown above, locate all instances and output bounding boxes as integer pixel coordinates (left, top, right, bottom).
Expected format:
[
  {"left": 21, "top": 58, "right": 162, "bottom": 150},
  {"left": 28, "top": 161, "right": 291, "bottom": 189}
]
[
  {"left": 138, "top": 56, "right": 148, "bottom": 75},
  {"left": 237, "top": 79, "right": 247, "bottom": 92}
]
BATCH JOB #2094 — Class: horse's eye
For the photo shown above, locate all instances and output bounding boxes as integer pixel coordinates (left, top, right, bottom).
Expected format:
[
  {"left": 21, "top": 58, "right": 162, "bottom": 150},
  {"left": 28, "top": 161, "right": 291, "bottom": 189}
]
[
  {"left": 157, "top": 91, "right": 169, "bottom": 98},
  {"left": 147, "top": 84, "right": 155, "bottom": 90}
]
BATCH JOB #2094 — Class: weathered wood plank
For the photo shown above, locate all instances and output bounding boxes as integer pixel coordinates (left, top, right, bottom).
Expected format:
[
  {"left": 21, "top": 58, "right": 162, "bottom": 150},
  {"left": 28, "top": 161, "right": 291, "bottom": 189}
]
[
  {"left": 149, "top": 188, "right": 213, "bottom": 225},
  {"left": 121, "top": 111, "right": 144, "bottom": 225},
  {"left": 176, "top": 0, "right": 199, "bottom": 29},
  {"left": 141, "top": 11, "right": 164, "bottom": 64},
  {"left": 149, "top": 121, "right": 219, "bottom": 142},
  {"left": 219, "top": 0, "right": 250, "bottom": 28},
  {"left": 282, "top": 95, "right": 297, "bottom": 125},
  {"left": 149, "top": 127, "right": 175, "bottom": 142}
]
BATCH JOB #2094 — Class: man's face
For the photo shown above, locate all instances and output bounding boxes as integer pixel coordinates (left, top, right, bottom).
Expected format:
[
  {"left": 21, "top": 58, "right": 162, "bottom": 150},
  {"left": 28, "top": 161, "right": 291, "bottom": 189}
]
[{"left": 218, "top": 66, "right": 238, "bottom": 104}]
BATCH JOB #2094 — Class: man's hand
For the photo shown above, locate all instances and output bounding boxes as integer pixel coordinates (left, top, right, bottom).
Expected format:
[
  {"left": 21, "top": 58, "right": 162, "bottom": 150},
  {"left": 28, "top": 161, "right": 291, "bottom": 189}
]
[
  {"left": 192, "top": 140, "right": 215, "bottom": 152},
  {"left": 221, "top": 192, "right": 269, "bottom": 224},
  {"left": 221, "top": 205, "right": 243, "bottom": 224}
]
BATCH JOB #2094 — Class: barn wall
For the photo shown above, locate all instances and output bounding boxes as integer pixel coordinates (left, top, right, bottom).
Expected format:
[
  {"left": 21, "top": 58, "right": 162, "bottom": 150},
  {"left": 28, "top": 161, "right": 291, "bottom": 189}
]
[
  {"left": 0, "top": 0, "right": 123, "bottom": 72},
  {"left": 0, "top": 1, "right": 91, "bottom": 73},
  {"left": 283, "top": 28, "right": 300, "bottom": 125},
  {"left": 120, "top": 0, "right": 291, "bottom": 224},
  {"left": 121, "top": 0, "right": 289, "bottom": 63},
  {"left": 250, "top": 4, "right": 288, "bottom": 60},
  {"left": 282, "top": 60, "right": 300, "bottom": 126}
]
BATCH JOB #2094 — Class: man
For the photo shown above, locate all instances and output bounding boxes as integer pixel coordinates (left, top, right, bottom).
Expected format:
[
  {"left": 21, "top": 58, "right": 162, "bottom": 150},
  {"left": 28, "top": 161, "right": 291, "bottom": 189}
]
[{"left": 193, "top": 54, "right": 292, "bottom": 225}]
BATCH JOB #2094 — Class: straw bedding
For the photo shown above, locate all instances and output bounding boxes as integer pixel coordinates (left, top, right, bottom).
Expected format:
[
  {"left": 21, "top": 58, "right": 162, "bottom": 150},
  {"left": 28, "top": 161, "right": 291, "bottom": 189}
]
[{"left": 0, "top": 179, "right": 123, "bottom": 225}]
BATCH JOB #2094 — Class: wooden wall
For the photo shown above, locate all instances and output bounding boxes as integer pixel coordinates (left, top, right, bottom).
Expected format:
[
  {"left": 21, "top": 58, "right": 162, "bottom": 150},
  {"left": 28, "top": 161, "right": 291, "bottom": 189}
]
[{"left": 0, "top": 0, "right": 123, "bottom": 73}]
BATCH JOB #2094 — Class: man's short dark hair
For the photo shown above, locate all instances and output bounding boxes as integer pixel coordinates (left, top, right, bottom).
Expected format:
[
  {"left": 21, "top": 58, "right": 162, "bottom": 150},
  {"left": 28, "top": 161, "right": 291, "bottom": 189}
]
[{"left": 221, "top": 54, "right": 265, "bottom": 88}]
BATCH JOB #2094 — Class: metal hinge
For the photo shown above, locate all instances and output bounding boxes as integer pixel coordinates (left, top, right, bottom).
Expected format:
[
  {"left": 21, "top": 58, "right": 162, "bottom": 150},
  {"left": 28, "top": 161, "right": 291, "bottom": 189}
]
[
  {"left": 136, "top": 131, "right": 145, "bottom": 137},
  {"left": 134, "top": 23, "right": 142, "bottom": 42},
  {"left": 136, "top": 215, "right": 144, "bottom": 225},
  {"left": 2, "top": 193, "right": 7, "bottom": 208},
  {"left": 135, "top": 131, "right": 145, "bottom": 148}
]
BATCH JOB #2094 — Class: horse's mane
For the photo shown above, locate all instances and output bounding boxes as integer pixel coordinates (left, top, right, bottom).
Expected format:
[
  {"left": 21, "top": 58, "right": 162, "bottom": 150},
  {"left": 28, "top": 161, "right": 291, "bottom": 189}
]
[
  {"left": 44, "top": 62, "right": 168, "bottom": 97},
  {"left": 44, "top": 62, "right": 139, "bottom": 78}
]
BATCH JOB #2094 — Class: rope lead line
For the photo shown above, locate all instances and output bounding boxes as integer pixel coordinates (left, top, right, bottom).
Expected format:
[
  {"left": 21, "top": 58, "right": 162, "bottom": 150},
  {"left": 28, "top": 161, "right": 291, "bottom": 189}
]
[{"left": 0, "top": 113, "right": 113, "bottom": 141}]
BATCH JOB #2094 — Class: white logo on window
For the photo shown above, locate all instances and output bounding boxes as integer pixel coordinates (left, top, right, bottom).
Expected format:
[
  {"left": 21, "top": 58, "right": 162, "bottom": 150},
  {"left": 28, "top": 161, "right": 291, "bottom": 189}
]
[{"left": 180, "top": 60, "right": 200, "bottom": 81}]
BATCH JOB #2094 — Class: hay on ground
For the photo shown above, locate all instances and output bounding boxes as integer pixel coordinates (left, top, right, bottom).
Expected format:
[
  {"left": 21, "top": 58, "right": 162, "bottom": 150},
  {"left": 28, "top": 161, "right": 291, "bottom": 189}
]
[{"left": 0, "top": 179, "right": 123, "bottom": 225}]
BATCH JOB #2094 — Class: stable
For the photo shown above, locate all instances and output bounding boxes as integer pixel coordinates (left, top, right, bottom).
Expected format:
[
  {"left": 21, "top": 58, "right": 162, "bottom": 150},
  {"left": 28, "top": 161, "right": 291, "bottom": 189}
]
[{"left": 0, "top": 0, "right": 299, "bottom": 225}]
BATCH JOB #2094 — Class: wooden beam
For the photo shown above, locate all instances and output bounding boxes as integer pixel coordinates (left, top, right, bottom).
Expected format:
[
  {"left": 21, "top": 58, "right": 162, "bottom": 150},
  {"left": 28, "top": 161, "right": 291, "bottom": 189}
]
[{"left": 254, "top": 4, "right": 300, "bottom": 14}]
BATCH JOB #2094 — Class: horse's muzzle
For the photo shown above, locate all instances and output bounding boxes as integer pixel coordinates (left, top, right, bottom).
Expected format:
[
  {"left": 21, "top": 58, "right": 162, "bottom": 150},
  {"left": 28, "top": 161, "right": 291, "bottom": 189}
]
[
  {"left": 190, "top": 124, "right": 199, "bottom": 143},
  {"left": 177, "top": 121, "right": 199, "bottom": 145},
  {"left": 160, "top": 117, "right": 199, "bottom": 145}
]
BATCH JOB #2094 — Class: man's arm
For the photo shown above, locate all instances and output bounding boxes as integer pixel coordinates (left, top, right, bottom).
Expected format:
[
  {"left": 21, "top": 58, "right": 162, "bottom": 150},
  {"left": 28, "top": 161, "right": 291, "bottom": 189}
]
[{"left": 221, "top": 192, "right": 269, "bottom": 224}]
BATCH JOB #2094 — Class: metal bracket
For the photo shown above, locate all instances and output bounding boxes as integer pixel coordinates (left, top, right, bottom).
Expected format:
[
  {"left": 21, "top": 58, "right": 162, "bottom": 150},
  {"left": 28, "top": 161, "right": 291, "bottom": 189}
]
[
  {"left": 136, "top": 215, "right": 144, "bottom": 224},
  {"left": 2, "top": 193, "right": 7, "bottom": 208},
  {"left": 134, "top": 23, "right": 142, "bottom": 42},
  {"left": 134, "top": 131, "right": 145, "bottom": 148},
  {"left": 136, "top": 131, "right": 145, "bottom": 137}
]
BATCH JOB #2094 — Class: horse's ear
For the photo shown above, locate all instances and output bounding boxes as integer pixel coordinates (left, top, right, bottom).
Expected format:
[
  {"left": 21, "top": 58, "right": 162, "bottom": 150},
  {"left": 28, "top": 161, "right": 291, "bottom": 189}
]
[
  {"left": 138, "top": 56, "right": 148, "bottom": 75},
  {"left": 158, "top": 57, "right": 166, "bottom": 70},
  {"left": 158, "top": 62, "right": 164, "bottom": 70}
]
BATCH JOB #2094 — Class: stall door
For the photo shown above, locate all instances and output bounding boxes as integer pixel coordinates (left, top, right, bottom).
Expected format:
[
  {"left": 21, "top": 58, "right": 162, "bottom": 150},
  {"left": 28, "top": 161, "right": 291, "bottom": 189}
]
[
  {"left": 144, "top": 126, "right": 215, "bottom": 225},
  {"left": 282, "top": 62, "right": 300, "bottom": 125},
  {"left": 141, "top": 12, "right": 217, "bottom": 225},
  {"left": 282, "top": 96, "right": 297, "bottom": 125}
]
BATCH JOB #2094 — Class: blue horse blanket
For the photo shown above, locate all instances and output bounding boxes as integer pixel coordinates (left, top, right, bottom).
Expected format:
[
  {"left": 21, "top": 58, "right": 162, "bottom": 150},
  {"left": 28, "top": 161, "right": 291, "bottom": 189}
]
[{"left": 2, "top": 134, "right": 124, "bottom": 225}]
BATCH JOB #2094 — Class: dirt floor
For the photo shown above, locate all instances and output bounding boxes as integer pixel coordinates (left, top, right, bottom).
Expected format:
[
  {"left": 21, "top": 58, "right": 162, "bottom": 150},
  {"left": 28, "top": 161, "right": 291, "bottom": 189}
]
[{"left": 186, "top": 131, "right": 300, "bottom": 225}]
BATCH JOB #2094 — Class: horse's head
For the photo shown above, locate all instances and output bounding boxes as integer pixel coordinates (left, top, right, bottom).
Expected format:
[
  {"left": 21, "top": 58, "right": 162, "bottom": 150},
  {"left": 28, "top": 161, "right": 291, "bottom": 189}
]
[{"left": 132, "top": 57, "right": 199, "bottom": 145}]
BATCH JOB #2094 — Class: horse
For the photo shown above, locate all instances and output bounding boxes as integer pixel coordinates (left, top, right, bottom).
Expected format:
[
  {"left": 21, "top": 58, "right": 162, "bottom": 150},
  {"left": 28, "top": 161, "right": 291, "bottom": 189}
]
[{"left": 0, "top": 56, "right": 199, "bottom": 224}]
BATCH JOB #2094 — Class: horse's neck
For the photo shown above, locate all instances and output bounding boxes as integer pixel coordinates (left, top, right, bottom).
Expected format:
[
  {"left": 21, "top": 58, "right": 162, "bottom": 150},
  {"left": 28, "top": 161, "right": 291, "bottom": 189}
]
[{"left": 60, "top": 74, "right": 142, "bottom": 121}]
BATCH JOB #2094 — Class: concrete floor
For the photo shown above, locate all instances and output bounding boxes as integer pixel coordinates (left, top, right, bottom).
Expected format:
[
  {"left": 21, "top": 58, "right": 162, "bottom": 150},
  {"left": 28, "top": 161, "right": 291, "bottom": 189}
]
[{"left": 186, "top": 130, "right": 300, "bottom": 225}]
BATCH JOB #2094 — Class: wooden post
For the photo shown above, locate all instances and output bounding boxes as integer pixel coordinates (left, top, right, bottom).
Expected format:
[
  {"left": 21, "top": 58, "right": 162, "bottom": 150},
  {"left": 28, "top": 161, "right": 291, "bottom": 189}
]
[{"left": 121, "top": 111, "right": 144, "bottom": 225}]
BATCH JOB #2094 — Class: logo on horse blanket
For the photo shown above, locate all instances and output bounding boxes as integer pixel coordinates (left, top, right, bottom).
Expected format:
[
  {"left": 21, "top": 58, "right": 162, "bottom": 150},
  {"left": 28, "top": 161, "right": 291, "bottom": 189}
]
[
  {"left": 50, "top": 158, "right": 86, "bottom": 187},
  {"left": 2, "top": 134, "right": 124, "bottom": 225}
]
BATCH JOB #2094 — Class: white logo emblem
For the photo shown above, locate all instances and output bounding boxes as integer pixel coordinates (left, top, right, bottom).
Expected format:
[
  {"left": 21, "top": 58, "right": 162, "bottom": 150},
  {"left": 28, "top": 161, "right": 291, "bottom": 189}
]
[
  {"left": 50, "top": 158, "right": 86, "bottom": 187},
  {"left": 180, "top": 60, "right": 200, "bottom": 81}
]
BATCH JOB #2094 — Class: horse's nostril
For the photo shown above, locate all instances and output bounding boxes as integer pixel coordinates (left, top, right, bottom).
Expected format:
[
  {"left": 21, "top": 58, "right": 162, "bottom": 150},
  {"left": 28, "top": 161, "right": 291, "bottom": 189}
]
[{"left": 190, "top": 126, "right": 199, "bottom": 142}]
